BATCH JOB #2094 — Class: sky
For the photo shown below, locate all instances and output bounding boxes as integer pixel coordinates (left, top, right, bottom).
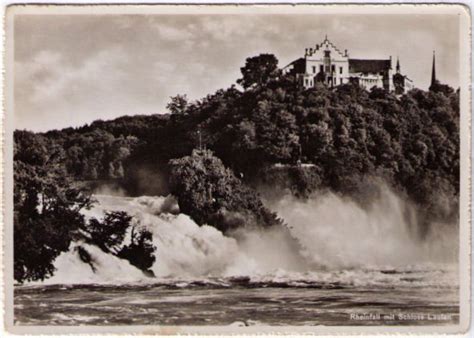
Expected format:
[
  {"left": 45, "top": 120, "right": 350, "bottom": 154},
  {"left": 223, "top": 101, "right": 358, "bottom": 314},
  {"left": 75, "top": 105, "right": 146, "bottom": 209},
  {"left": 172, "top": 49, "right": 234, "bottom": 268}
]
[{"left": 13, "top": 13, "right": 460, "bottom": 131}]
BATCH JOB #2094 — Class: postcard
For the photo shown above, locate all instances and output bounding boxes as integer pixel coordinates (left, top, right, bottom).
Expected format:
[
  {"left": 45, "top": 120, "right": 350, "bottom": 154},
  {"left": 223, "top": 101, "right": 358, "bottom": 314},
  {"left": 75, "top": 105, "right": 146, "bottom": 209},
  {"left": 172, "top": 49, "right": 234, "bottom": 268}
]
[{"left": 3, "top": 3, "right": 471, "bottom": 335}]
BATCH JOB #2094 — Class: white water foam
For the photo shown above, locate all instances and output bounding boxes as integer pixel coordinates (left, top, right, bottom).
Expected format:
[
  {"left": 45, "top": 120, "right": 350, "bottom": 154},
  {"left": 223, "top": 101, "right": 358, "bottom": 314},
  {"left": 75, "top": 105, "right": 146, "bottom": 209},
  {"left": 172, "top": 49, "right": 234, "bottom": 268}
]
[
  {"left": 31, "top": 242, "right": 147, "bottom": 285},
  {"left": 35, "top": 186, "right": 458, "bottom": 287},
  {"left": 272, "top": 187, "right": 458, "bottom": 269}
]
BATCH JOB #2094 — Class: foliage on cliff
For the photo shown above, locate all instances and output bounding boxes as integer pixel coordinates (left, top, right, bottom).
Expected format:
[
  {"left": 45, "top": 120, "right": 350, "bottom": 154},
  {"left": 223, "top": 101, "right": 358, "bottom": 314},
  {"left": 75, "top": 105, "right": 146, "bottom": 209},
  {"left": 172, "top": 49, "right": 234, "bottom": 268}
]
[{"left": 169, "top": 149, "right": 281, "bottom": 233}]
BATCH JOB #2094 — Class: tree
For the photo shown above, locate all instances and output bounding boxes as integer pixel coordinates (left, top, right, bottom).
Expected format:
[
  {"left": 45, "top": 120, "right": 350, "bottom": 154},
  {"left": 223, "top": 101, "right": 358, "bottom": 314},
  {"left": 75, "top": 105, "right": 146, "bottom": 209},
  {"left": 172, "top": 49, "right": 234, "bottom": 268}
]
[
  {"left": 14, "top": 131, "right": 92, "bottom": 283},
  {"left": 169, "top": 149, "right": 281, "bottom": 233},
  {"left": 429, "top": 80, "right": 455, "bottom": 96},
  {"left": 83, "top": 211, "right": 157, "bottom": 274},
  {"left": 118, "top": 227, "right": 156, "bottom": 273},
  {"left": 237, "top": 54, "right": 281, "bottom": 89},
  {"left": 166, "top": 94, "right": 189, "bottom": 115},
  {"left": 84, "top": 211, "right": 132, "bottom": 253}
]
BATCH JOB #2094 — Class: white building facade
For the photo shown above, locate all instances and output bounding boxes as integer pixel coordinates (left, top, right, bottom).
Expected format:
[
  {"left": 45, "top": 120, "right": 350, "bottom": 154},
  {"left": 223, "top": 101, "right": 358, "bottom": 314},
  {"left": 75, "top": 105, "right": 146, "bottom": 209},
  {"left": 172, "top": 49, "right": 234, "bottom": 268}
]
[{"left": 283, "top": 37, "right": 413, "bottom": 94}]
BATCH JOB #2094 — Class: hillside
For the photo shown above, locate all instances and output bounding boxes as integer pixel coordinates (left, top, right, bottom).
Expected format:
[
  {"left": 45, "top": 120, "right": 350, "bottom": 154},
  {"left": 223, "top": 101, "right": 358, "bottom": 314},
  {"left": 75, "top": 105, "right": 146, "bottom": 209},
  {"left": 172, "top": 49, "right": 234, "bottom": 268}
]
[{"left": 14, "top": 54, "right": 460, "bottom": 281}]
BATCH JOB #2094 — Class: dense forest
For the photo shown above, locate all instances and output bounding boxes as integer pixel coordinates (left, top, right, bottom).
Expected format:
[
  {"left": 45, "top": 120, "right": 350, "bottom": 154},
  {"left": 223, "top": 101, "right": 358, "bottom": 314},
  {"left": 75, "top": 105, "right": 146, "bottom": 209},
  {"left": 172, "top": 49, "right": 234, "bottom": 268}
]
[{"left": 14, "top": 53, "right": 460, "bottom": 282}]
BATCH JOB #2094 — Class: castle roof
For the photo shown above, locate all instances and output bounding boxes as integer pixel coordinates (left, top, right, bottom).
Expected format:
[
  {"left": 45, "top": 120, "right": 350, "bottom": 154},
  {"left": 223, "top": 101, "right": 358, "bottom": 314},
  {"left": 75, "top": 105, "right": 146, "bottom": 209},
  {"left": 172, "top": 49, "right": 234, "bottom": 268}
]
[
  {"left": 349, "top": 59, "right": 391, "bottom": 74},
  {"left": 316, "top": 36, "right": 346, "bottom": 58},
  {"left": 282, "top": 57, "right": 306, "bottom": 74}
]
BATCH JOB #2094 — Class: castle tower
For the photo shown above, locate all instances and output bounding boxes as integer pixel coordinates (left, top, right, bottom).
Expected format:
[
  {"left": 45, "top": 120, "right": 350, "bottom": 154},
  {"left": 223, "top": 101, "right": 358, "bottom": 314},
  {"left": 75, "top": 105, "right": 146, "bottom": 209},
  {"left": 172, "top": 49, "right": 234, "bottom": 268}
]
[
  {"left": 396, "top": 57, "right": 400, "bottom": 73},
  {"left": 431, "top": 51, "right": 437, "bottom": 86}
]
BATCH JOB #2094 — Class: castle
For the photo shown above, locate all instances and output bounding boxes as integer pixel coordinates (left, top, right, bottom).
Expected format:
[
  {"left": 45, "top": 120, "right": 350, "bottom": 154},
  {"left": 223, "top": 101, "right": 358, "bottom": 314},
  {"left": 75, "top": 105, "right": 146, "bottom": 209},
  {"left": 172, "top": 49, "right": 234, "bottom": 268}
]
[{"left": 283, "top": 36, "right": 415, "bottom": 94}]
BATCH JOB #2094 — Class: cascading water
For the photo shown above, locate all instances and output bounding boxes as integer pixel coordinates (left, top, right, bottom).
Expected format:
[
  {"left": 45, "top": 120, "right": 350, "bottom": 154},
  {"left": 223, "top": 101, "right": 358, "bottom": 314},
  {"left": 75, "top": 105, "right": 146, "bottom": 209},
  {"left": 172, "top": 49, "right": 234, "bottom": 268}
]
[
  {"left": 272, "top": 187, "right": 458, "bottom": 269},
  {"left": 33, "top": 183, "right": 458, "bottom": 288}
]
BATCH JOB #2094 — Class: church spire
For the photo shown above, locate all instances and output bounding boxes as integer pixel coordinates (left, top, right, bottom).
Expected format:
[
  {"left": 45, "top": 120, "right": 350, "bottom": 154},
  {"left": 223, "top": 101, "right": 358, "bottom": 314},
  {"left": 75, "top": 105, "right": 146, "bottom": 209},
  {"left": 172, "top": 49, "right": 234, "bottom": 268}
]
[
  {"left": 431, "top": 51, "right": 437, "bottom": 86},
  {"left": 396, "top": 56, "right": 400, "bottom": 73}
]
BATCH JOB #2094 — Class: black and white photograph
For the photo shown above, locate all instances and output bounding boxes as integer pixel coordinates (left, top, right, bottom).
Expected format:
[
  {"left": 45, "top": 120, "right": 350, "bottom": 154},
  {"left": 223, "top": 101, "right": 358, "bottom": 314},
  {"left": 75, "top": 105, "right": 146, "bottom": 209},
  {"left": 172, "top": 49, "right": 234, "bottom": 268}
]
[{"left": 3, "top": 4, "right": 471, "bottom": 335}]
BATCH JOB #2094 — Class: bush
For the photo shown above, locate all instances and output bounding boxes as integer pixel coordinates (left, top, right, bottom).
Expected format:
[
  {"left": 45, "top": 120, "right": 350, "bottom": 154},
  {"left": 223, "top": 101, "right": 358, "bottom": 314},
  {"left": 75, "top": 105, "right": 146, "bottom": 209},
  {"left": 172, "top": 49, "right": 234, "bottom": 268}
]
[
  {"left": 84, "top": 211, "right": 132, "bottom": 253},
  {"left": 117, "top": 227, "right": 156, "bottom": 274},
  {"left": 83, "top": 211, "right": 156, "bottom": 274}
]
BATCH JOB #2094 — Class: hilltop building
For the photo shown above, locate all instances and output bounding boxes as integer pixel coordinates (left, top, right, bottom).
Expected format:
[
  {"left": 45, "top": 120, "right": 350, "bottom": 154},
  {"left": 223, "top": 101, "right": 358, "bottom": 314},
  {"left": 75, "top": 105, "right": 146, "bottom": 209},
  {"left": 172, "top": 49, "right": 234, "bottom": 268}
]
[{"left": 283, "top": 36, "right": 414, "bottom": 94}]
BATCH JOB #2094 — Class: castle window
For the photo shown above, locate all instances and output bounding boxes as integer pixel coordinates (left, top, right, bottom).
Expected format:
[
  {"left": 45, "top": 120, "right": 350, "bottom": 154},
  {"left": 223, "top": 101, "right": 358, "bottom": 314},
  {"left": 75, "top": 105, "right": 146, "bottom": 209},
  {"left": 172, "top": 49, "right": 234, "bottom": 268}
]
[
  {"left": 305, "top": 79, "right": 309, "bottom": 86},
  {"left": 325, "top": 66, "right": 330, "bottom": 72},
  {"left": 324, "top": 51, "right": 330, "bottom": 57},
  {"left": 339, "top": 67, "right": 343, "bottom": 74},
  {"left": 340, "top": 78, "right": 343, "bottom": 84},
  {"left": 331, "top": 65, "right": 335, "bottom": 72},
  {"left": 320, "top": 65, "right": 324, "bottom": 73},
  {"left": 312, "top": 66, "right": 316, "bottom": 73}
]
